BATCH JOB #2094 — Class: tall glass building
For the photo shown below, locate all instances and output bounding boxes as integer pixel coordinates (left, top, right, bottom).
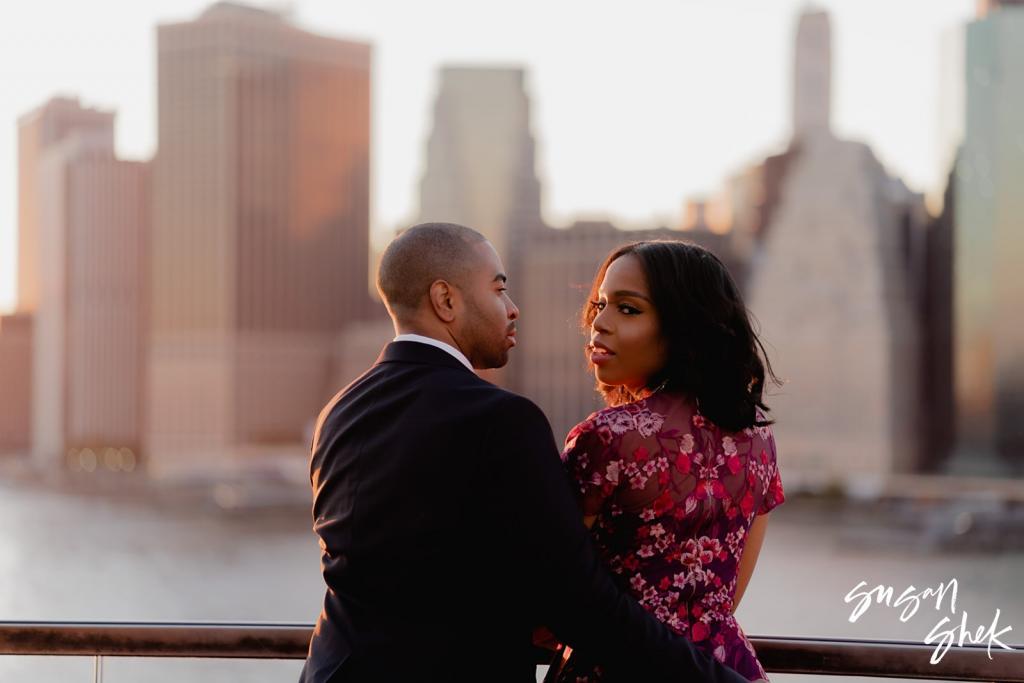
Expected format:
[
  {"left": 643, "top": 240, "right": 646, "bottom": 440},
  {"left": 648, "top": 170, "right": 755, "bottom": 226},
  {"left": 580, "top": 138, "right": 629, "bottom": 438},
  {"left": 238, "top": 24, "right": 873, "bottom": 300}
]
[{"left": 954, "top": 0, "right": 1024, "bottom": 469}]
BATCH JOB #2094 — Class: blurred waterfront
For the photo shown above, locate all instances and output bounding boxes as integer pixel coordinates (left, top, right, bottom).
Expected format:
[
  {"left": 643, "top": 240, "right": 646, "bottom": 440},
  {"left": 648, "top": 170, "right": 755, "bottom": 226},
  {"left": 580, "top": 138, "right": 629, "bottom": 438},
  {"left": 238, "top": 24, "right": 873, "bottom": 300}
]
[{"left": 0, "top": 479, "right": 1020, "bottom": 682}]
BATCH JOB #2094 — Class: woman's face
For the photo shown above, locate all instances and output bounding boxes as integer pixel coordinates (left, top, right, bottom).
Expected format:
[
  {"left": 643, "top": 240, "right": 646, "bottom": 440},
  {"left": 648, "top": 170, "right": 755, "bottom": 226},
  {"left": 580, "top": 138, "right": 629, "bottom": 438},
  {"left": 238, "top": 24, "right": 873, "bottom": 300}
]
[{"left": 588, "top": 254, "right": 668, "bottom": 393}]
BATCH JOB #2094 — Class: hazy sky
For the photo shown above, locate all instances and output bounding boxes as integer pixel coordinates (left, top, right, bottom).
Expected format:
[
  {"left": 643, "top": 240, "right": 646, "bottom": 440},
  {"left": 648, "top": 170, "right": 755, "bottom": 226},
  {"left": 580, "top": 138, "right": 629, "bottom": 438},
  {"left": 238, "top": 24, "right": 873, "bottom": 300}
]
[{"left": 0, "top": 0, "right": 973, "bottom": 315}]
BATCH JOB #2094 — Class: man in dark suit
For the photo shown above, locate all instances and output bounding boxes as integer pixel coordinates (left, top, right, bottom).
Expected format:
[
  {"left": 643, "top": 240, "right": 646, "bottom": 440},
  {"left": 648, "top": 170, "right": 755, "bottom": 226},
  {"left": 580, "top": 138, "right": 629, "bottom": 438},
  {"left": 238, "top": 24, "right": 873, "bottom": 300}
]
[{"left": 300, "top": 223, "right": 748, "bottom": 683}]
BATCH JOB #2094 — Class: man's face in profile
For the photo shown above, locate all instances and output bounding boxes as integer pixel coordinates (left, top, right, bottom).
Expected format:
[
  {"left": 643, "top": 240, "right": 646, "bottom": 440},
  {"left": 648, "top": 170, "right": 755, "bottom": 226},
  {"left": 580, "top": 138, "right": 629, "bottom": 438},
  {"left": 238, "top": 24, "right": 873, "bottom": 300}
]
[{"left": 459, "top": 241, "right": 519, "bottom": 370}]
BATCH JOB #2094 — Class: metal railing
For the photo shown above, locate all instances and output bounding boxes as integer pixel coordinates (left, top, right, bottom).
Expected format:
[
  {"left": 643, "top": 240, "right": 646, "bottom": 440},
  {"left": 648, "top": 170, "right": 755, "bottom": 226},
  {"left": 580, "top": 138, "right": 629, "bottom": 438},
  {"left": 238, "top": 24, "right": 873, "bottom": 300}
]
[{"left": 0, "top": 621, "right": 1021, "bottom": 682}]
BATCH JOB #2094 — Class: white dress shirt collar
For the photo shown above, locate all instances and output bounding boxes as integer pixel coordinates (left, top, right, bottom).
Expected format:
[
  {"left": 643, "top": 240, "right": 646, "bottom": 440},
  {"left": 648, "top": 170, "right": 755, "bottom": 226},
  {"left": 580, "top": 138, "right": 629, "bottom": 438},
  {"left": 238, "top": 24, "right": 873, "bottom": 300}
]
[{"left": 393, "top": 333, "right": 474, "bottom": 371}]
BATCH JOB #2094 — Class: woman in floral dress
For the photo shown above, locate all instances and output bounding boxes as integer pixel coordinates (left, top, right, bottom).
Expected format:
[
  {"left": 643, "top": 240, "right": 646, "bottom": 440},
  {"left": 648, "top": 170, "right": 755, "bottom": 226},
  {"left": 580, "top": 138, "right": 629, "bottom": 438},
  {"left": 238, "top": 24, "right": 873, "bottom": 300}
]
[{"left": 553, "top": 241, "right": 785, "bottom": 682}]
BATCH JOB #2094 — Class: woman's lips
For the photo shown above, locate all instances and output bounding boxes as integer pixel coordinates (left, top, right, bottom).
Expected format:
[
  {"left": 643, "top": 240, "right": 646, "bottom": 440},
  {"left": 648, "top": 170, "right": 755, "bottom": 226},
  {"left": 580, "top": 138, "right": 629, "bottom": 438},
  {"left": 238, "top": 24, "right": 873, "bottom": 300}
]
[{"left": 589, "top": 343, "right": 615, "bottom": 365}]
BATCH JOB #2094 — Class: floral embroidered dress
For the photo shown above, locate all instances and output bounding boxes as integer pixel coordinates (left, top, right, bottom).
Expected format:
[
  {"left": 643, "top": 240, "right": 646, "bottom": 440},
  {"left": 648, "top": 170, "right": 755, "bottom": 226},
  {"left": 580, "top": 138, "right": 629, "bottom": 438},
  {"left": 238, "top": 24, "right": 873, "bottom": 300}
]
[{"left": 555, "top": 391, "right": 784, "bottom": 682}]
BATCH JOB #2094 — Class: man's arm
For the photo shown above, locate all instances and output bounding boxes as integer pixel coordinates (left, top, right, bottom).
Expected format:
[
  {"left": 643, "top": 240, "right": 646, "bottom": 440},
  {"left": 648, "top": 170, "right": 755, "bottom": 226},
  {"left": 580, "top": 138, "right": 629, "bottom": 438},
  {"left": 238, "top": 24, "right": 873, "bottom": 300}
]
[{"left": 489, "top": 395, "right": 748, "bottom": 683}]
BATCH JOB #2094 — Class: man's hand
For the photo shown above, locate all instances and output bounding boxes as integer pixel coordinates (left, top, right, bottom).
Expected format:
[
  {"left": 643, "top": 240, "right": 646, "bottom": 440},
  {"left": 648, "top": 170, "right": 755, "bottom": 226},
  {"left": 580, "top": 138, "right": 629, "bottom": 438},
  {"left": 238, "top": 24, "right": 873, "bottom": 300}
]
[{"left": 532, "top": 626, "right": 564, "bottom": 652}]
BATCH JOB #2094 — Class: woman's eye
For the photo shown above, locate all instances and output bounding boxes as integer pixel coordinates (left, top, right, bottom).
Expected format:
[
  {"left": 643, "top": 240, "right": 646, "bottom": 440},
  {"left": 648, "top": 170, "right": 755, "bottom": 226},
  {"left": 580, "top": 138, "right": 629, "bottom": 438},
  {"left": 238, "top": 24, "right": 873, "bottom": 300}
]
[
  {"left": 590, "top": 300, "right": 606, "bottom": 311},
  {"left": 619, "top": 304, "right": 640, "bottom": 315}
]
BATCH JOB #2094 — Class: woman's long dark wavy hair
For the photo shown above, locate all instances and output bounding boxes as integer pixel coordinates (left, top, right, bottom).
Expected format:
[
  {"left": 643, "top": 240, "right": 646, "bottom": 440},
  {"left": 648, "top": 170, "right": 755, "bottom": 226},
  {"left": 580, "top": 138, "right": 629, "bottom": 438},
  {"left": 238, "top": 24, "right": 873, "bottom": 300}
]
[{"left": 582, "top": 240, "right": 779, "bottom": 432}]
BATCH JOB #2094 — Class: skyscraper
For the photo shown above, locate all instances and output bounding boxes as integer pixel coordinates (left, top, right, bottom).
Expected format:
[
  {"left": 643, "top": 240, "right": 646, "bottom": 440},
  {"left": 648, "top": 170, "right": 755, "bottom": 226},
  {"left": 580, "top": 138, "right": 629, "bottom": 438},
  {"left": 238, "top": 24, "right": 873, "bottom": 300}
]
[
  {"left": 416, "top": 65, "right": 544, "bottom": 388},
  {"left": 147, "top": 3, "right": 371, "bottom": 475},
  {"left": 0, "top": 313, "right": 32, "bottom": 455},
  {"left": 792, "top": 10, "right": 832, "bottom": 140},
  {"left": 921, "top": 166, "right": 955, "bottom": 471},
  {"left": 18, "top": 98, "right": 149, "bottom": 469},
  {"left": 954, "top": 1, "right": 1024, "bottom": 468},
  {"left": 747, "top": 9, "right": 926, "bottom": 487},
  {"left": 17, "top": 97, "right": 114, "bottom": 314},
  {"left": 418, "top": 66, "right": 544, "bottom": 261},
  {"left": 977, "top": 0, "right": 1024, "bottom": 15}
]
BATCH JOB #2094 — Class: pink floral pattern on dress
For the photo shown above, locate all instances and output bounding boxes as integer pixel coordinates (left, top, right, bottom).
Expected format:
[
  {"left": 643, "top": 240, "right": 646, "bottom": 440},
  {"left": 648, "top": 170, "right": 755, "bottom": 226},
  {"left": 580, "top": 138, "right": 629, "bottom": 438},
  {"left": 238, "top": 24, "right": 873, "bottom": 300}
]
[{"left": 556, "top": 392, "right": 784, "bottom": 683}]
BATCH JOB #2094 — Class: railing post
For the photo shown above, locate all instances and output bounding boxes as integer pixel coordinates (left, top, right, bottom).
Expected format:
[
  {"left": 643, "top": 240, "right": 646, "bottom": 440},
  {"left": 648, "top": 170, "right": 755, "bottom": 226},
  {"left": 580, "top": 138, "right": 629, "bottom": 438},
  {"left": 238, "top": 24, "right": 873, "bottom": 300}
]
[{"left": 93, "top": 654, "right": 103, "bottom": 683}]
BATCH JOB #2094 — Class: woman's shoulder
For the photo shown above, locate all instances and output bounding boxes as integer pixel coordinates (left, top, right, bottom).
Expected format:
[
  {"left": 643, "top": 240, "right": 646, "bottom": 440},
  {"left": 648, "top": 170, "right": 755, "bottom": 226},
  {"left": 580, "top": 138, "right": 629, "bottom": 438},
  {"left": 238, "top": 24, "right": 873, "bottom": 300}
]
[
  {"left": 742, "top": 408, "right": 775, "bottom": 444},
  {"left": 690, "top": 403, "right": 775, "bottom": 439},
  {"left": 573, "top": 396, "right": 671, "bottom": 438},
  {"left": 565, "top": 394, "right": 775, "bottom": 449}
]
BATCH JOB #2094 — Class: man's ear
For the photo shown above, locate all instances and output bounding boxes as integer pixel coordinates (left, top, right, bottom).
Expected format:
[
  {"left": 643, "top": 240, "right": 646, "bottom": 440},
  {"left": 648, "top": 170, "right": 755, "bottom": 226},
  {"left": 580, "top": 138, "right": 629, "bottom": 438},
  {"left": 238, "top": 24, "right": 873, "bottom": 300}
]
[{"left": 428, "top": 279, "right": 461, "bottom": 323}]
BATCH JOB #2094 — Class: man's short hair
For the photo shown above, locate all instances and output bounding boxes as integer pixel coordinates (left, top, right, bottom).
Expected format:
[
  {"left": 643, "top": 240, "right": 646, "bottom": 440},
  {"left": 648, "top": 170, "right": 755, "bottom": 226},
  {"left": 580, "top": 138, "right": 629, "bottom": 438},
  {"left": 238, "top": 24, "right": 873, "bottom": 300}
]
[{"left": 377, "top": 222, "right": 488, "bottom": 318}]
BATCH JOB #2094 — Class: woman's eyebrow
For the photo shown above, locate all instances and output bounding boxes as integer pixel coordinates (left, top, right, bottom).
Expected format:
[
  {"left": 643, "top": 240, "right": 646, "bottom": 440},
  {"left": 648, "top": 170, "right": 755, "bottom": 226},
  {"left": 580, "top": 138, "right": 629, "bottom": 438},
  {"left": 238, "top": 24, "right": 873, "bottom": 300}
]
[{"left": 608, "top": 289, "right": 651, "bottom": 302}]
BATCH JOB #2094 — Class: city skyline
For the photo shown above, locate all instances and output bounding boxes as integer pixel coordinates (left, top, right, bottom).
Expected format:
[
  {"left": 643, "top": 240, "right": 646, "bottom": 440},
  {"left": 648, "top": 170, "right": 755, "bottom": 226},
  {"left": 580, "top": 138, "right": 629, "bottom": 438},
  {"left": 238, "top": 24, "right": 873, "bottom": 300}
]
[{"left": 0, "top": 0, "right": 973, "bottom": 314}]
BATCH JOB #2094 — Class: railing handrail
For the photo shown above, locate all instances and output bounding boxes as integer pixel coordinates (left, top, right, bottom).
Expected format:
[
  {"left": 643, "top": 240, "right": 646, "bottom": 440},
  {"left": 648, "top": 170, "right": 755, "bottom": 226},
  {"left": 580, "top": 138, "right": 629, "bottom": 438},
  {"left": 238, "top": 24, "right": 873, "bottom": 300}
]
[
  {"left": 0, "top": 621, "right": 1020, "bottom": 681},
  {"left": 0, "top": 621, "right": 308, "bottom": 659}
]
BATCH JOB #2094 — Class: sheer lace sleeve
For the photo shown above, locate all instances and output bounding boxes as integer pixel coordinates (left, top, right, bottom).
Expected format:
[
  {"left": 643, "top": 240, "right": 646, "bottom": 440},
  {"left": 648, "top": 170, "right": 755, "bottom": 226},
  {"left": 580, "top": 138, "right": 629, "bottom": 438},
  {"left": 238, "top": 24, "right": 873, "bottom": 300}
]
[
  {"left": 561, "top": 415, "right": 623, "bottom": 517},
  {"left": 753, "top": 426, "right": 785, "bottom": 515}
]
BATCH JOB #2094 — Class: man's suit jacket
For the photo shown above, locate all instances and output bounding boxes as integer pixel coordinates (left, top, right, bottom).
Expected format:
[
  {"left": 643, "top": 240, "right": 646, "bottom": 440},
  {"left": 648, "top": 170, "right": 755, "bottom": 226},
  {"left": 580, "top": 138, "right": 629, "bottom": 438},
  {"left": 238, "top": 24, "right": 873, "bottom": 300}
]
[{"left": 299, "top": 340, "right": 747, "bottom": 683}]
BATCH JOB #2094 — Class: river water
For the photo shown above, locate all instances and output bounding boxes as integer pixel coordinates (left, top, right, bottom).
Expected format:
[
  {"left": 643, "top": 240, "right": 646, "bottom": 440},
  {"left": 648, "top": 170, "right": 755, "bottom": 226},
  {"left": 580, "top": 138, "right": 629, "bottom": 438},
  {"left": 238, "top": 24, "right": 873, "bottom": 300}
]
[{"left": 0, "top": 480, "right": 1020, "bottom": 682}]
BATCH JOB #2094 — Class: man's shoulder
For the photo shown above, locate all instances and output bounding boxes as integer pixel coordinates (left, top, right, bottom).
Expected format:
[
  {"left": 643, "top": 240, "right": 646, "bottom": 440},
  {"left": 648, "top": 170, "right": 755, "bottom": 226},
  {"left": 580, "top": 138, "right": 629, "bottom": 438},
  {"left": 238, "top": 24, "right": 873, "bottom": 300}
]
[
  {"left": 326, "top": 361, "right": 543, "bottom": 416},
  {"left": 434, "top": 373, "right": 546, "bottom": 419},
  {"left": 485, "top": 386, "right": 547, "bottom": 420},
  {"left": 415, "top": 372, "right": 551, "bottom": 432}
]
